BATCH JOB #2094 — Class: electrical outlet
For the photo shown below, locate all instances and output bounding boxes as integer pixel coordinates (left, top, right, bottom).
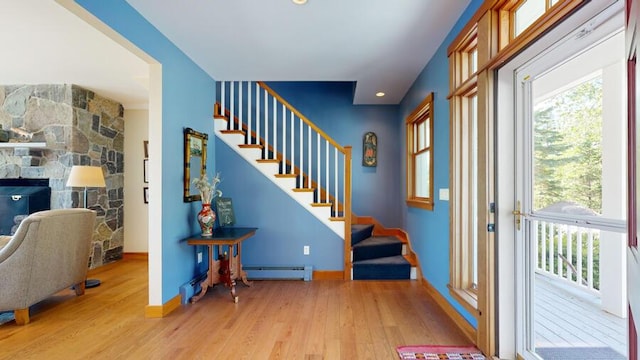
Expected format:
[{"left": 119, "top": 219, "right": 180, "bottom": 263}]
[
  {"left": 197, "top": 252, "right": 202, "bottom": 263},
  {"left": 303, "top": 245, "right": 310, "bottom": 255}
]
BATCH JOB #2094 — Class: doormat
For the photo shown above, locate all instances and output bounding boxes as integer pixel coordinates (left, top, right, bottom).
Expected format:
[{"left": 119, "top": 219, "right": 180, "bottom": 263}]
[
  {"left": 396, "top": 345, "right": 486, "bottom": 359},
  {"left": 537, "top": 347, "right": 625, "bottom": 360},
  {"left": 0, "top": 311, "right": 14, "bottom": 325}
]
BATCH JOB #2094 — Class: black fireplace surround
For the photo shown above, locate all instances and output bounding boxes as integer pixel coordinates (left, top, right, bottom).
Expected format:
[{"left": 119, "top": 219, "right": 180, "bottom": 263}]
[{"left": 0, "top": 178, "right": 51, "bottom": 235}]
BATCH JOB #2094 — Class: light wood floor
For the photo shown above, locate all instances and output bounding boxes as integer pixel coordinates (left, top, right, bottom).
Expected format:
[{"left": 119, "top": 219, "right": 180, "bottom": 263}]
[{"left": 0, "top": 259, "right": 472, "bottom": 360}]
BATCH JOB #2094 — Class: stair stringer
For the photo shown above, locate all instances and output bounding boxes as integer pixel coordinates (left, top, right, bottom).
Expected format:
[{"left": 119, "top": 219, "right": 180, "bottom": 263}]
[{"left": 214, "top": 117, "right": 345, "bottom": 238}]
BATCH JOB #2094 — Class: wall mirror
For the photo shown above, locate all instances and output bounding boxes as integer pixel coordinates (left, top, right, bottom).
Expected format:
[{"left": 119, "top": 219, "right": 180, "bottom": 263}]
[{"left": 183, "top": 127, "right": 208, "bottom": 202}]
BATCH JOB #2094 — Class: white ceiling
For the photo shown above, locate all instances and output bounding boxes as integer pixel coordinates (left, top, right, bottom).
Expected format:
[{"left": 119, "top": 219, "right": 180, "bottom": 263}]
[
  {"left": 125, "top": 0, "right": 471, "bottom": 104},
  {"left": 0, "top": 0, "right": 470, "bottom": 108}
]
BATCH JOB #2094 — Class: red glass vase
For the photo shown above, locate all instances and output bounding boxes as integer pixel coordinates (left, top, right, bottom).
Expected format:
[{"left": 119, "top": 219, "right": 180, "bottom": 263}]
[{"left": 197, "top": 203, "right": 216, "bottom": 236}]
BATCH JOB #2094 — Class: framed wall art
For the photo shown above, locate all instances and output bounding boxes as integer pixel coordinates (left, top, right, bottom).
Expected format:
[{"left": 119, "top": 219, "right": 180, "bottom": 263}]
[{"left": 363, "top": 131, "right": 377, "bottom": 167}]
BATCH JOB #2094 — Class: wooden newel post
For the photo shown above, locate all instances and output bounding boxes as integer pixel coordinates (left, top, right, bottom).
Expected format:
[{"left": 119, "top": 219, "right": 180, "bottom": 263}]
[{"left": 344, "top": 146, "right": 352, "bottom": 280}]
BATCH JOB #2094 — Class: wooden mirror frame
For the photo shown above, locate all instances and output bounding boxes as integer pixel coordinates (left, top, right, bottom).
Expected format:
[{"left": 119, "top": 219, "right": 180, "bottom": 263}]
[{"left": 183, "top": 127, "right": 208, "bottom": 202}]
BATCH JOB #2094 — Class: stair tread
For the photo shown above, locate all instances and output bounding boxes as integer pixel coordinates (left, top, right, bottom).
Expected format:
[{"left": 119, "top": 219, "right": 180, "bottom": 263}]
[
  {"left": 350, "top": 224, "right": 374, "bottom": 246},
  {"left": 352, "top": 255, "right": 410, "bottom": 266},
  {"left": 221, "top": 129, "right": 244, "bottom": 133},
  {"left": 311, "top": 202, "right": 332, "bottom": 207},
  {"left": 352, "top": 235, "right": 401, "bottom": 248},
  {"left": 292, "top": 188, "right": 315, "bottom": 192}
]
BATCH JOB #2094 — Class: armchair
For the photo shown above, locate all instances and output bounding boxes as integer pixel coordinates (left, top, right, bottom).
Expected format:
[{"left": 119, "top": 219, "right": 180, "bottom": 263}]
[{"left": 0, "top": 208, "right": 96, "bottom": 325}]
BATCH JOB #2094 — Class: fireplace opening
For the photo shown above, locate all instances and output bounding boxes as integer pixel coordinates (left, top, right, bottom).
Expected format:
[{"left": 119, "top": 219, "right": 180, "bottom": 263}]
[{"left": 0, "top": 178, "right": 51, "bottom": 235}]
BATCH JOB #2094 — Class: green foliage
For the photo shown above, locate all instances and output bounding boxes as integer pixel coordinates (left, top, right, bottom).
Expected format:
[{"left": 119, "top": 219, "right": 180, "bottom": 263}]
[{"left": 533, "top": 75, "right": 603, "bottom": 213}]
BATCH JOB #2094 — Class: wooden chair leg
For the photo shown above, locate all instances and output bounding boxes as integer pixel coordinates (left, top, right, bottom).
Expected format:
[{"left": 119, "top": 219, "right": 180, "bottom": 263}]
[
  {"left": 74, "top": 281, "right": 86, "bottom": 296},
  {"left": 14, "top": 308, "right": 29, "bottom": 325}
]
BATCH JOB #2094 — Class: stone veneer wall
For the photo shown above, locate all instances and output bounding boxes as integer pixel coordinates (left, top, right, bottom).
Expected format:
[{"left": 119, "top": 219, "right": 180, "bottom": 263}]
[{"left": 0, "top": 84, "right": 124, "bottom": 268}]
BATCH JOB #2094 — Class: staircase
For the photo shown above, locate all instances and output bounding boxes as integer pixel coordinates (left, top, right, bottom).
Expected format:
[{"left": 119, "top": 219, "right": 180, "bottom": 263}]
[
  {"left": 351, "top": 218, "right": 417, "bottom": 280},
  {"left": 215, "top": 81, "right": 418, "bottom": 280}
]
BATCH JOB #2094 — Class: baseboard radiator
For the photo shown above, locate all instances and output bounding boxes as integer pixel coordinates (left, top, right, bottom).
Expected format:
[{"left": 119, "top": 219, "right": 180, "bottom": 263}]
[
  {"left": 179, "top": 272, "right": 207, "bottom": 304},
  {"left": 244, "top": 265, "right": 312, "bottom": 281}
]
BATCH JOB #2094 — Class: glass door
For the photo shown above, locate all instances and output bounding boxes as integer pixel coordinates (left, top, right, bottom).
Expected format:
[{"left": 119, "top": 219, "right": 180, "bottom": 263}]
[{"left": 514, "top": 11, "right": 627, "bottom": 359}]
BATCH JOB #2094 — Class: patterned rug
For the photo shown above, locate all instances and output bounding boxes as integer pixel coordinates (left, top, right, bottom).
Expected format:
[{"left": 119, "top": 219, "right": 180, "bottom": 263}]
[{"left": 397, "top": 345, "right": 486, "bottom": 360}]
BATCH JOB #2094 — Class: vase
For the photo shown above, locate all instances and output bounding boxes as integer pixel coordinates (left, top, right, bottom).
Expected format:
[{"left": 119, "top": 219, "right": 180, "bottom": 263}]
[{"left": 197, "top": 203, "right": 216, "bottom": 236}]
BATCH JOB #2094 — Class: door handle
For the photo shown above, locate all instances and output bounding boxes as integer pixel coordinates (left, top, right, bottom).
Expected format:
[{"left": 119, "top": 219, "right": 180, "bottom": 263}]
[{"left": 513, "top": 201, "right": 522, "bottom": 231}]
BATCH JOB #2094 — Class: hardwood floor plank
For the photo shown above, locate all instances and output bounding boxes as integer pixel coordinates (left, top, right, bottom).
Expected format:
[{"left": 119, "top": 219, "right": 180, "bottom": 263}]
[{"left": 0, "top": 259, "right": 471, "bottom": 359}]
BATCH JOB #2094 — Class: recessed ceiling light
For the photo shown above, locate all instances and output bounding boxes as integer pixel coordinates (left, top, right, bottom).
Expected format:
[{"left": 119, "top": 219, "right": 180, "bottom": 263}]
[
  {"left": 375, "top": 92, "right": 385, "bottom": 97},
  {"left": 292, "top": 0, "right": 307, "bottom": 4}
]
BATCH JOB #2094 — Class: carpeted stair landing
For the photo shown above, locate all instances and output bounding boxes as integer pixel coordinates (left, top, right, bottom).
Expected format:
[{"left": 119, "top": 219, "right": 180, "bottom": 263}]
[{"left": 351, "top": 224, "right": 411, "bottom": 280}]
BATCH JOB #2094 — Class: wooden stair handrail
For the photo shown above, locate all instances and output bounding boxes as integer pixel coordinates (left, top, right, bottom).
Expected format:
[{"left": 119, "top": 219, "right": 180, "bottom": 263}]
[
  {"left": 215, "top": 103, "right": 347, "bottom": 214},
  {"left": 258, "top": 82, "right": 345, "bottom": 153}
]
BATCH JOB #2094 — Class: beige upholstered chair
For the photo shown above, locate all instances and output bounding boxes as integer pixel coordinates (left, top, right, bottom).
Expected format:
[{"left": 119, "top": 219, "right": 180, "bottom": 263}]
[{"left": 0, "top": 208, "right": 96, "bottom": 325}]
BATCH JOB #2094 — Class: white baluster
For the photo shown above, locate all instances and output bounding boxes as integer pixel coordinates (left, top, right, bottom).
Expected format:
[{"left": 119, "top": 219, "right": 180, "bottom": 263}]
[
  {"left": 308, "top": 125, "right": 312, "bottom": 189},
  {"left": 247, "top": 82, "right": 252, "bottom": 144},
  {"left": 230, "top": 81, "right": 235, "bottom": 130},
  {"left": 587, "top": 230, "right": 594, "bottom": 289},
  {"left": 264, "top": 91, "right": 269, "bottom": 159},
  {"left": 255, "top": 84, "right": 260, "bottom": 148},
  {"left": 273, "top": 97, "right": 277, "bottom": 164},
  {"left": 282, "top": 105, "right": 287, "bottom": 174},
  {"left": 557, "top": 225, "right": 563, "bottom": 277},
  {"left": 549, "top": 223, "right": 555, "bottom": 275},
  {"left": 239, "top": 81, "right": 243, "bottom": 133},
  {"left": 290, "top": 111, "right": 295, "bottom": 178},
  {"left": 317, "top": 133, "right": 321, "bottom": 201},
  {"left": 541, "top": 221, "right": 547, "bottom": 272},
  {"left": 299, "top": 117, "right": 303, "bottom": 187},
  {"left": 577, "top": 227, "right": 584, "bottom": 286},
  {"left": 334, "top": 147, "right": 338, "bottom": 214},
  {"left": 325, "top": 139, "right": 329, "bottom": 204},
  {"left": 221, "top": 82, "right": 226, "bottom": 119},
  {"left": 566, "top": 225, "right": 573, "bottom": 281}
]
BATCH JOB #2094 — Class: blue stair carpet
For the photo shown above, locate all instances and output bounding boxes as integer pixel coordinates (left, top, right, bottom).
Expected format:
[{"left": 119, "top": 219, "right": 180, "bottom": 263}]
[
  {"left": 351, "top": 224, "right": 374, "bottom": 246},
  {"left": 352, "top": 255, "right": 411, "bottom": 280},
  {"left": 351, "top": 224, "right": 411, "bottom": 280},
  {"left": 352, "top": 236, "right": 403, "bottom": 261}
]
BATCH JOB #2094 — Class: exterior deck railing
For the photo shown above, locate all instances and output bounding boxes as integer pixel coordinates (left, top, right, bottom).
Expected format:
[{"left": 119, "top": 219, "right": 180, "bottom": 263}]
[{"left": 532, "top": 219, "right": 600, "bottom": 295}]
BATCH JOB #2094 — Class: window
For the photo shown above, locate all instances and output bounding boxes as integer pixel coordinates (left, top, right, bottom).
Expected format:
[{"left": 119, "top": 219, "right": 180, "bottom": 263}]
[
  {"left": 501, "top": 0, "right": 569, "bottom": 43},
  {"left": 406, "top": 93, "right": 434, "bottom": 210},
  {"left": 449, "top": 25, "right": 480, "bottom": 313},
  {"left": 445, "top": 0, "right": 586, "bottom": 353}
]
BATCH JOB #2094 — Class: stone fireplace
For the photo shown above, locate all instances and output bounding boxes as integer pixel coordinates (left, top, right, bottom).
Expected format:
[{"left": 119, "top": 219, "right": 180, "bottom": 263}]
[{"left": 0, "top": 84, "right": 124, "bottom": 268}]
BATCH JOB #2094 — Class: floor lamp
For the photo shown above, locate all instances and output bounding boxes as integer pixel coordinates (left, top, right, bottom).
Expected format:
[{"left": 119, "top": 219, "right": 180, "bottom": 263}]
[{"left": 66, "top": 165, "right": 106, "bottom": 288}]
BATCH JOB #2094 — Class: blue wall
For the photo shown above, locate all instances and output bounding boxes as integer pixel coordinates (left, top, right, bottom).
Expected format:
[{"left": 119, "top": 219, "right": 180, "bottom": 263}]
[
  {"left": 76, "top": 0, "right": 216, "bottom": 303},
  {"left": 216, "top": 142, "right": 343, "bottom": 270},
  {"left": 79, "top": 0, "right": 487, "bottom": 321},
  {"left": 399, "top": 0, "right": 484, "bottom": 327},
  {"left": 266, "top": 82, "right": 402, "bottom": 227},
  {"left": 216, "top": 81, "right": 399, "bottom": 271}
]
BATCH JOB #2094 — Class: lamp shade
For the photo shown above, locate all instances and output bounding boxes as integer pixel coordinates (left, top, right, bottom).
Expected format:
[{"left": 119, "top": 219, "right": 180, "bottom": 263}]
[{"left": 66, "top": 166, "right": 106, "bottom": 188}]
